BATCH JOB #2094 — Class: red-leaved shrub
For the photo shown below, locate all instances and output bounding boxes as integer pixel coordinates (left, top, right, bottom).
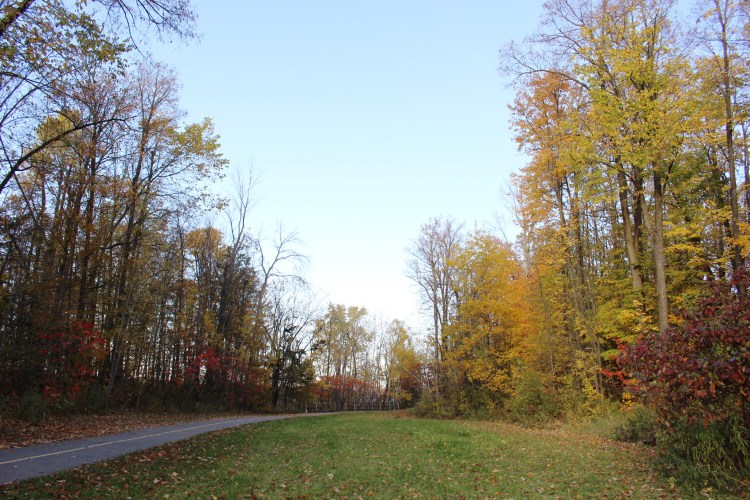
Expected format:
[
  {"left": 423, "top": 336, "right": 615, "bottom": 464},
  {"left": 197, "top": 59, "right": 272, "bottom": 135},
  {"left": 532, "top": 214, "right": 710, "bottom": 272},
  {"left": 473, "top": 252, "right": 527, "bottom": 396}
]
[{"left": 620, "top": 269, "right": 750, "bottom": 485}]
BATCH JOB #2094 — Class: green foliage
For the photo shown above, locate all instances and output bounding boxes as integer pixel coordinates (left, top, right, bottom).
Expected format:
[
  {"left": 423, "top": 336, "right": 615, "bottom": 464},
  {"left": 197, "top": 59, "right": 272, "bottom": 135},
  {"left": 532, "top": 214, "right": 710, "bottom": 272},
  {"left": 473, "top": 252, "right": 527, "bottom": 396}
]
[
  {"left": 613, "top": 404, "right": 658, "bottom": 444},
  {"left": 410, "top": 391, "right": 455, "bottom": 419},
  {"left": 73, "top": 382, "right": 108, "bottom": 414},
  {"left": 658, "top": 416, "right": 750, "bottom": 490},
  {"left": 505, "top": 370, "right": 562, "bottom": 425},
  {"left": 503, "top": 363, "right": 610, "bottom": 426},
  {"left": 15, "top": 390, "right": 50, "bottom": 424}
]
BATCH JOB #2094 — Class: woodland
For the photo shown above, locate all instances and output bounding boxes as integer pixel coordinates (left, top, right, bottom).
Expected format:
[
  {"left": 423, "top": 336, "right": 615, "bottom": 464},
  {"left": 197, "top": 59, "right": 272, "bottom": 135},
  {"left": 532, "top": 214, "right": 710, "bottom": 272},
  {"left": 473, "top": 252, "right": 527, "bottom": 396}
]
[
  {"left": 0, "top": 0, "right": 421, "bottom": 418},
  {"left": 0, "top": 0, "right": 749, "bottom": 490}
]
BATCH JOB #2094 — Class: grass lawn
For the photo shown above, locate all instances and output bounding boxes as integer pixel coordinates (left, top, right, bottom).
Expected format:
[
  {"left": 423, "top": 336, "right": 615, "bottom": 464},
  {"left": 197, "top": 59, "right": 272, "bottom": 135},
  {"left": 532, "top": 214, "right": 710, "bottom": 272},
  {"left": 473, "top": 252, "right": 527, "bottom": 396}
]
[{"left": 1, "top": 412, "right": 705, "bottom": 498}]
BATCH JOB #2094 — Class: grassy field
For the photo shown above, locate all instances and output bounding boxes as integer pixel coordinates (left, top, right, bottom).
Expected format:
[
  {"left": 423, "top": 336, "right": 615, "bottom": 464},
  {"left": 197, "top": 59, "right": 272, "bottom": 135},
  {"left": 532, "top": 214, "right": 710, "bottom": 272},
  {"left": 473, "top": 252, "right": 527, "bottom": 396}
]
[{"left": 1, "top": 412, "right": 705, "bottom": 498}]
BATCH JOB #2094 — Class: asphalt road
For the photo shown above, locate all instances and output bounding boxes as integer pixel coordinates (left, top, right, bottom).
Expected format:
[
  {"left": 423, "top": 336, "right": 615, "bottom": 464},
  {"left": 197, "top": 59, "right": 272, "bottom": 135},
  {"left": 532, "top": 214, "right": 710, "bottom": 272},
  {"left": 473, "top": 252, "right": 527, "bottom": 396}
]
[{"left": 0, "top": 414, "right": 313, "bottom": 484}]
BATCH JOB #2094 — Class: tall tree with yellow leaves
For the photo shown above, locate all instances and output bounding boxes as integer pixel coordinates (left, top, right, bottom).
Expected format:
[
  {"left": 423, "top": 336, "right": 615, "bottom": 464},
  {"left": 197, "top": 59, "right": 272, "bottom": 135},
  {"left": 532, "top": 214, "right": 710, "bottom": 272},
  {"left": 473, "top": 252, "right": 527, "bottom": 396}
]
[{"left": 442, "top": 232, "right": 532, "bottom": 413}]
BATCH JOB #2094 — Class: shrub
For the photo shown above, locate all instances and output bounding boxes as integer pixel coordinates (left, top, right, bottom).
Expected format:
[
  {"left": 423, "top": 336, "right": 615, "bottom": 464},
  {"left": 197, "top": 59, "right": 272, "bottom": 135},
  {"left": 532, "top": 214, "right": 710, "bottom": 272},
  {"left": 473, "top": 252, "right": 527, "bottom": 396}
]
[
  {"left": 505, "top": 369, "right": 562, "bottom": 425},
  {"left": 613, "top": 404, "right": 658, "bottom": 444},
  {"left": 620, "top": 268, "right": 750, "bottom": 487},
  {"left": 657, "top": 416, "right": 749, "bottom": 489},
  {"left": 37, "top": 321, "right": 105, "bottom": 407},
  {"left": 74, "top": 382, "right": 107, "bottom": 413},
  {"left": 16, "top": 390, "right": 50, "bottom": 424},
  {"left": 410, "top": 391, "right": 455, "bottom": 419}
]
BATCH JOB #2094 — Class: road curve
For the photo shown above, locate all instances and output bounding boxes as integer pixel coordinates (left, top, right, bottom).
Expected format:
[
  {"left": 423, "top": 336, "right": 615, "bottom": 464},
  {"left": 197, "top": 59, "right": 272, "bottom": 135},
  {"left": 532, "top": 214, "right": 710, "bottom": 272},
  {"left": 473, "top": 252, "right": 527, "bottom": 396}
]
[{"left": 0, "top": 413, "right": 329, "bottom": 485}]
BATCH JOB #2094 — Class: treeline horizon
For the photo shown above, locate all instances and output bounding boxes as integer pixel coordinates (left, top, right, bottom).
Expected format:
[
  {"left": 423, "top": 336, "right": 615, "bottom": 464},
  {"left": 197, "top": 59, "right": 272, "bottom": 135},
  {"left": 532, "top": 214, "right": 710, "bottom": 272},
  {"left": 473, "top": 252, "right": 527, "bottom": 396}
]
[
  {"left": 0, "top": 0, "right": 422, "bottom": 417},
  {"left": 1, "top": 2, "right": 749, "bottom": 485},
  {"left": 401, "top": 0, "right": 749, "bottom": 486}
]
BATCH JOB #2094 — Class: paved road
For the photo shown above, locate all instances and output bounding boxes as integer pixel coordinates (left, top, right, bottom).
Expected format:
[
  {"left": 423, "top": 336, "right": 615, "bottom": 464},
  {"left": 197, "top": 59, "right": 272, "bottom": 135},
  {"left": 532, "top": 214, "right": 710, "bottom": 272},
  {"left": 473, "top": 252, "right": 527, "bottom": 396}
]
[{"left": 0, "top": 414, "right": 322, "bottom": 485}]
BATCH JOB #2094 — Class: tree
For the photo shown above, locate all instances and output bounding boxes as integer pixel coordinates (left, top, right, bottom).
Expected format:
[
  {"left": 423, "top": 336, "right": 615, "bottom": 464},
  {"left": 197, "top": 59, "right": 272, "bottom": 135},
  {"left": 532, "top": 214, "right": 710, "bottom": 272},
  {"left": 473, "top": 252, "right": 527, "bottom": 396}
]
[
  {"left": 265, "top": 280, "right": 317, "bottom": 411},
  {"left": 0, "top": 0, "right": 196, "bottom": 40},
  {"left": 503, "top": 0, "right": 700, "bottom": 335},
  {"left": 0, "top": 1, "right": 127, "bottom": 197},
  {"left": 312, "top": 304, "right": 377, "bottom": 411},
  {"left": 444, "top": 232, "right": 532, "bottom": 412},
  {"left": 0, "top": 0, "right": 196, "bottom": 197},
  {"left": 695, "top": 0, "right": 750, "bottom": 275},
  {"left": 406, "top": 217, "right": 462, "bottom": 403},
  {"left": 380, "top": 319, "right": 421, "bottom": 408},
  {"left": 91, "top": 0, "right": 196, "bottom": 41},
  {"left": 102, "top": 62, "right": 226, "bottom": 404},
  {"left": 498, "top": 0, "right": 750, "bottom": 426}
]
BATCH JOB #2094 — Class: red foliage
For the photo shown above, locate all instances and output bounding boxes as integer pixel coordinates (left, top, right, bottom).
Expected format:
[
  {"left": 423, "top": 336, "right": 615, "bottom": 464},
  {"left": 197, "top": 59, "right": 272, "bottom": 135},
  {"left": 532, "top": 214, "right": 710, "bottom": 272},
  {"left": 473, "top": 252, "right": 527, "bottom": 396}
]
[
  {"left": 619, "top": 270, "right": 750, "bottom": 427},
  {"left": 186, "top": 347, "right": 222, "bottom": 382},
  {"left": 600, "top": 368, "right": 628, "bottom": 384},
  {"left": 314, "top": 375, "right": 378, "bottom": 409},
  {"left": 37, "top": 321, "right": 105, "bottom": 403},
  {"left": 223, "top": 363, "right": 266, "bottom": 408},
  {"left": 185, "top": 348, "right": 266, "bottom": 408}
]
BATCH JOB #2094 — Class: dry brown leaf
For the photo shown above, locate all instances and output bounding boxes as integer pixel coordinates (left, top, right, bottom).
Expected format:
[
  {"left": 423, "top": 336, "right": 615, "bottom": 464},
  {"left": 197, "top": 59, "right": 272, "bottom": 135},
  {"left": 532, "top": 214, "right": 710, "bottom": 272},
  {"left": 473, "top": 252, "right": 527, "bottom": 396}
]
[{"left": 0, "top": 412, "right": 251, "bottom": 449}]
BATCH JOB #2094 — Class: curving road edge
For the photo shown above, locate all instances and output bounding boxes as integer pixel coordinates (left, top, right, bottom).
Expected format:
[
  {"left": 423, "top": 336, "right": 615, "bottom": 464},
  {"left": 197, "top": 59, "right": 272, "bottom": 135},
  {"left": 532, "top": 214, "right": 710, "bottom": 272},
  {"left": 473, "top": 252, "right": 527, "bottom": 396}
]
[{"left": 0, "top": 413, "right": 332, "bottom": 485}]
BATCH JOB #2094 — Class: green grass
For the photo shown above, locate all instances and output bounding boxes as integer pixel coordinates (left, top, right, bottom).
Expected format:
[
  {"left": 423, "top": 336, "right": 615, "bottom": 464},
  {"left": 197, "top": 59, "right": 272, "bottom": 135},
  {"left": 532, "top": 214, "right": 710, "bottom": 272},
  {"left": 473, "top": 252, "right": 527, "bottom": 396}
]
[{"left": 1, "top": 412, "right": 708, "bottom": 498}]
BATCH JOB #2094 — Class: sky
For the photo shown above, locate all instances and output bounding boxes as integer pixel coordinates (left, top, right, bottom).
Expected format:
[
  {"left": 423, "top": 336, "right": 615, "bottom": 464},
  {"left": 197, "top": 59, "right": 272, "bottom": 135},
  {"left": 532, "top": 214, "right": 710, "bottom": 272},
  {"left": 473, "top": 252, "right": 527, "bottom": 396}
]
[{"left": 150, "top": 1, "right": 545, "bottom": 330}]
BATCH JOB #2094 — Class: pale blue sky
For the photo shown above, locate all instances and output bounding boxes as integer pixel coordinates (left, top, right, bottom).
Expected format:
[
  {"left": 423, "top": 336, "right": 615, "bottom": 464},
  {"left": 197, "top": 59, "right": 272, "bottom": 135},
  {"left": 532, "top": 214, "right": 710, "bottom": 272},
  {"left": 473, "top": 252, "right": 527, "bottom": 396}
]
[{"left": 151, "top": 1, "right": 544, "bottom": 329}]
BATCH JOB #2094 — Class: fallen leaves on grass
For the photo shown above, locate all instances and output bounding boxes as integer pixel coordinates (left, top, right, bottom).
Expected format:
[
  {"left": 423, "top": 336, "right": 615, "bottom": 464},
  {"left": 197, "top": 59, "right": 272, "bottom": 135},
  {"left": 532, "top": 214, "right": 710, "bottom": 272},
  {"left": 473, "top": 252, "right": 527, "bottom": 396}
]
[
  {"left": 1, "top": 413, "right": 698, "bottom": 499},
  {"left": 0, "top": 412, "right": 250, "bottom": 449}
]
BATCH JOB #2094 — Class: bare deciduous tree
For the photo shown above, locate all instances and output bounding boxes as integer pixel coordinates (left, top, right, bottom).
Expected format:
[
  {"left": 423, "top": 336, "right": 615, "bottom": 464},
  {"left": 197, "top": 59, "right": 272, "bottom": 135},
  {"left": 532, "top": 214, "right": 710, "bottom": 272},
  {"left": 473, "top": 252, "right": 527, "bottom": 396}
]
[{"left": 406, "top": 217, "right": 463, "bottom": 402}]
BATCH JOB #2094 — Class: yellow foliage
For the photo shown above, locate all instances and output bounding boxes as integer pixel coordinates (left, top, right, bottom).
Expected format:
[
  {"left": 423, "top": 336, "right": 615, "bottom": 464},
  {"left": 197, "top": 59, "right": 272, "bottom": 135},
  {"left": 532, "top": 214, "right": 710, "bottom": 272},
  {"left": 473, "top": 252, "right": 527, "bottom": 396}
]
[{"left": 444, "top": 232, "right": 533, "bottom": 401}]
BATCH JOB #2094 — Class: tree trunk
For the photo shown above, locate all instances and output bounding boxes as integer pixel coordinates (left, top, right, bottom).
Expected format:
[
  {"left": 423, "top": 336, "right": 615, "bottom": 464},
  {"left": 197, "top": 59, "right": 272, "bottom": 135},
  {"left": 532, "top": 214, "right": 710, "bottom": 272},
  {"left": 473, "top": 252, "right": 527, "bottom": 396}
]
[
  {"left": 77, "top": 156, "right": 99, "bottom": 322},
  {"left": 432, "top": 300, "right": 440, "bottom": 404},
  {"left": 652, "top": 171, "right": 669, "bottom": 334},
  {"left": 742, "top": 123, "right": 750, "bottom": 223},
  {"left": 617, "top": 168, "right": 644, "bottom": 293},
  {"left": 718, "top": 0, "right": 744, "bottom": 272}
]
